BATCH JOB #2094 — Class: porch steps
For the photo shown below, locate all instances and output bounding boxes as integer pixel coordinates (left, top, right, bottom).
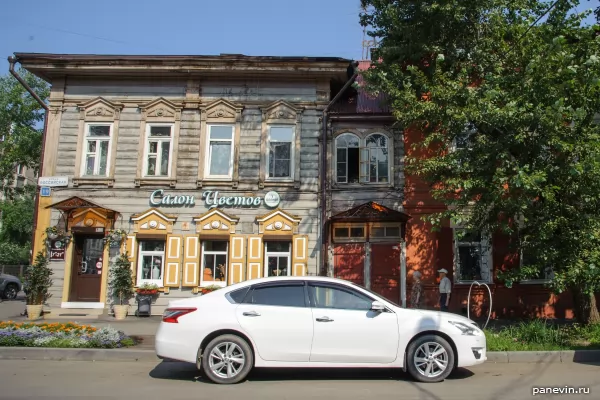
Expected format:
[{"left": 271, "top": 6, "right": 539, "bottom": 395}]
[{"left": 45, "top": 308, "right": 105, "bottom": 320}]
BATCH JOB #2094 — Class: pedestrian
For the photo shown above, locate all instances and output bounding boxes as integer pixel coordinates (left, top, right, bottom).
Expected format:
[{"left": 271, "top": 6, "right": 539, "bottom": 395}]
[
  {"left": 438, "top": 268, "right": 451, "bottom": 312},
  {"left": 410, "top": 271, "right": 423, "bottom": 309}
]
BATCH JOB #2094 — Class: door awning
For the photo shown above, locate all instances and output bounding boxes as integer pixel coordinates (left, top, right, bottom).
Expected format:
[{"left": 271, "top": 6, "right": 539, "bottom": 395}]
[
  {"left": 46, "top": 196, "right": 119, "bottom": 218},
  {"left": 330, "top": 201, "right": 411, "bottom": 222}
]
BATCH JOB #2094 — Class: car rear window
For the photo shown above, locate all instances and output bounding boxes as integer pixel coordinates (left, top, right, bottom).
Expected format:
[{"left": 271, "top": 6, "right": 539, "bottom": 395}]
[{"left": 245, "top": 284, "right": 306, "bottom": 307}]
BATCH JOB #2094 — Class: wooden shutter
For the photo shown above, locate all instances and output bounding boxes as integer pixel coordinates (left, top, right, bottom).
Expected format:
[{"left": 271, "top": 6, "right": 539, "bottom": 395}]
[
  {"left": 292, "top": 234, "right": 309, "bottom": 276},
  {"left": 164, "top": 234, "right": 182, "bottom": 288},
  {"left": 182, "top": 235, "right": 200, "bottom": 287},
  {"left": 359, "top": 147, "right": 370, "bottom": 183},
  {"left": 229, "top": 235, "right": 246, "bottom": 284},
  {"left": 246, "top": 235, "right": 263, "bottom": 280},
  {"left": 125, "top": 235, "right": 138, "bottom": 281}
]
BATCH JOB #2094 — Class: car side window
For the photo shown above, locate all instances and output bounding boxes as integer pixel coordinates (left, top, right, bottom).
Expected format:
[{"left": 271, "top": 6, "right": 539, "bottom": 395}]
[
  {"left": 309, "top": 284, "right": 372, "bottom": 311},
  {"left": 226, "top": 287, "right": 250, "bottom": 304},
  {"left": 245, "top": 284, "right": 306, "bottom": 308}
]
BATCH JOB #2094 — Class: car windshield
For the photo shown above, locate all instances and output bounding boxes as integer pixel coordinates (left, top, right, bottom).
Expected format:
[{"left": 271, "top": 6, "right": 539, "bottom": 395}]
[{"left": 349, "top": 282, "right": 401, "bottom": 308}]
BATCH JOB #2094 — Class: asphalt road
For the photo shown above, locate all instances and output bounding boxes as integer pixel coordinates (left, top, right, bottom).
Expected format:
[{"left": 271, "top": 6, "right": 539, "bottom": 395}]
[{"left": 0, "top": 360, "right": 598, "bottom": 400}]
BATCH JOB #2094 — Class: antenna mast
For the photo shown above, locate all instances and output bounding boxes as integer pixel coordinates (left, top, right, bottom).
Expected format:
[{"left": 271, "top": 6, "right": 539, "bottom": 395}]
[{"left": 361, "top": 5, "right": 377, "bottom": 60}]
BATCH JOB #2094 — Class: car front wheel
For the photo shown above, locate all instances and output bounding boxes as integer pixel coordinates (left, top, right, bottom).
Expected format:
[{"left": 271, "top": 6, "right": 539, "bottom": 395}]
[
  {"left": 406, "top": 334, "right": 455, "bottom": 383},
  {"left": 201, "top": 334, "right": 254, "bottom": 384}
]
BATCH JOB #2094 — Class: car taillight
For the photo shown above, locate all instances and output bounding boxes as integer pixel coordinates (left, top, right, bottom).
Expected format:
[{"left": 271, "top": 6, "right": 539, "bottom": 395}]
[{"left": 162, "top": 307, "right": 197, "bottom": 323}]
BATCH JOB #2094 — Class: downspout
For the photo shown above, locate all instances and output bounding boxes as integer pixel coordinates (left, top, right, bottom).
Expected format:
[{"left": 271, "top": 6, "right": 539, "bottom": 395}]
[
  {"left": 320, "top": 64, "right": 358, "bottom": 276},
  {"left": 8, "top": 56, "right": 49, "bottom": 264}
]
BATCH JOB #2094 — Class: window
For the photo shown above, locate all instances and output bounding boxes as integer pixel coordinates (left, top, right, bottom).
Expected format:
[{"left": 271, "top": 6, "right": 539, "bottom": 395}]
[
  {"left": 206, "top": 125, "right": 234, "bottom": 178},
  {"left": 265, "top": 241, "right": 291, "bottom": 277},
  {"left": 371, "top": 225, "right": 401, "bottom": 238},
  {"left": 454, "top": 229, "right": 492, "bottom": 283},
  {"left": 520, "top": 251, "right": 554, "bottom": 283},
  {"left": 309, "top": 284, "right": 372, "bottom": 311},
  {"left": 226, "top": 287, "right": 250, "bottom": 304},
  {"left": 144, "top": 124, "right": 173, "bottom": 177},
  {"left": 268, "top": 126, "right": 294, "bottom": 179},
  {"left": 453, "top": 122, "right": 477, "bottom": 150},
  {"left": 267, "top": 126, "right": 294, "bottom": 179},
  {"left": 201, "top": 241, "right": 228, "bottom": 286},
  {"left": 137, "top": 240, "right": 165, "bottom": 286},
  {"left": 15, "top": 164, "right": 24, "bottom": 176},
  {"left": 82, "top": 124, "right": 112, "bottom": 177},
  {"left": 333, "top": 224, "right": 366, "bottom": 241},
  {"left": 336, "top": 134, "right": 360, "bottom": 183},
  {"left": 335, "top": 133, "right": 390, "bottom": 184},
  {"left": 245, "top": 284, "right": 306, "bottom": 307}
]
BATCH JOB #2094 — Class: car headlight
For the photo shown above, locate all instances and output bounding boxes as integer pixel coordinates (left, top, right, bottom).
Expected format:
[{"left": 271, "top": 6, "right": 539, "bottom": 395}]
[{"left": 448, "top": 321, "right": 481, "bottom": 336}]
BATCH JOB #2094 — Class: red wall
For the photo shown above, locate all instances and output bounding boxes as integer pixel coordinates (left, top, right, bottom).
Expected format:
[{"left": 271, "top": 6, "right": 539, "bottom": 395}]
[{"left": 402, "top": 127, "right": 583, "bottom": 319}]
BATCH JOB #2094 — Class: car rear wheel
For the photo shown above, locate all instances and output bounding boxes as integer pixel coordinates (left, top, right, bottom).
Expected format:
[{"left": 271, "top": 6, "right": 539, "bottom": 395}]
[
  {"left": 3, "top": 283, "right": 18, "bottom": 300},
  {"left": 201, "top": 334, "right": 253, "bottom": 384},
  {"left": 406, "top": 334, "right": 455, "bottom": 383}
]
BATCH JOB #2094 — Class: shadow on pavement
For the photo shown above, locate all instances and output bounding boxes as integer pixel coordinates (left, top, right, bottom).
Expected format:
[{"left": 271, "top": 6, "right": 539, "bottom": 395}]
[{"left": 149, "top": 361, "right": 474, "bottom": 383}]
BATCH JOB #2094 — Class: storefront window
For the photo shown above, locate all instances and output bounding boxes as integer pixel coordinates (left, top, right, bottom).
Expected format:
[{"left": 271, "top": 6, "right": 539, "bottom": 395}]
[
  {"left": 137, "top": 240, "right": 165, "bottom": 286},
  {"left": 265, "top": 241, "right": 291, "bottom": 277},
  {"left": 202, "top": 241, "right": 228, "bottom": 286}
]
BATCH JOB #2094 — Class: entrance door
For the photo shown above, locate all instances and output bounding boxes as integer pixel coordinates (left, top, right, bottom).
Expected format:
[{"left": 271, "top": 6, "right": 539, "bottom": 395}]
[
  {"left": 370, "top": 243, "right": 400, "bottom": 304},
  {"left": 70, "top": 235, "right": 104, "bottom": 302},
  {"left": 333, "top": 244, "right": 365, "bottom": 285}
]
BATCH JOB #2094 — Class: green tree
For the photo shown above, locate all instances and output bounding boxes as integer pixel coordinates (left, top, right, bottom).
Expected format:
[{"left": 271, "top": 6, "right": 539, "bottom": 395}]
[
  {"left": 0, "top": 67, "right": 49, "bottom": 195},
  {"left": 23, "top": 250, "right": 53, "bottom": 305},
  {"left": 109, "top": 253, "right": 135, "bottom": 306},
  {"left": 0, "top": 185, "right": 35, "bottom": 264},
  {"left": 361, "top": 0, "right": 600, "bottom": 323}
]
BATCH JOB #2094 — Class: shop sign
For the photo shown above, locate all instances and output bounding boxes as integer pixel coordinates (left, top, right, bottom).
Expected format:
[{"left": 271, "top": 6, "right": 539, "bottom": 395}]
[
  {"left": 49, "top": 239, "right": 66, "bottom": 261},
  {"left": 148, "top": 189, "right": 280, "bottom": 209}
]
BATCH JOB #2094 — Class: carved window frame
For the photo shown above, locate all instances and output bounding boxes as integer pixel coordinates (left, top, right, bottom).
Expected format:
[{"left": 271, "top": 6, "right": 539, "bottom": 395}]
[
  {"left": 198, "top": 99, "right": 243, "bottom": 188},
  {"left": 259, "top": 101, "right": 302, "bottom": 189},
  {"left": 331, "top": 129, "right": 394, "bottom": 188},
  {"left": 73, "top": 97, "right": 123, "bottom": 187},
  {"left": 135, "top": 98, "right": 182, "bottom": 188}
]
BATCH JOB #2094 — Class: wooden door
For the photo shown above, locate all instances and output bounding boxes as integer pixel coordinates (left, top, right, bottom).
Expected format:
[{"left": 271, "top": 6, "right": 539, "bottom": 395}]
[
  {"left": 333, "top": 243, "right": 365, "bottom": 285},
  {"left": 370, "top": 243, "right": 400, "bottom": 304},
  {"left": 70, "top": 235, "right": 103, "bottom": 302}
]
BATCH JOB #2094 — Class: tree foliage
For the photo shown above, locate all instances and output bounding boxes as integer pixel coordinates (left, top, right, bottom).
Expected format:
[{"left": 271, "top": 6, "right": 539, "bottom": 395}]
[
  {"left": 0, "top": 67, "right": 48, "bottom": 195},
  {"left": 23, "top": 251, "right": 53, "bottom": 305},
  {"left": 0, "top": 185, "right": 35, "bottom": 264},
  {"left": 361, "top": 0, "right": 600, "bottom": 323},
  {"left": 109, "top": 253, "right": 135, "bottom": 306}
]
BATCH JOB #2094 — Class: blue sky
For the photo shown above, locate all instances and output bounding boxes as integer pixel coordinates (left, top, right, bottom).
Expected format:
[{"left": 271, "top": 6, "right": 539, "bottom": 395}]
[{"left": 1, "top": 0, "right": 599, "bottom": 73}]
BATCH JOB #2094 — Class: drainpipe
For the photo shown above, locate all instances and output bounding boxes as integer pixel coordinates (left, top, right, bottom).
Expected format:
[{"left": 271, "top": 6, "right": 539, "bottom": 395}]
[
  {"left": 8, "top": 56, "right": 49, "bottom": 264},
  {"left": 320, "top": 64, "right": 358, "bottom": 276}
]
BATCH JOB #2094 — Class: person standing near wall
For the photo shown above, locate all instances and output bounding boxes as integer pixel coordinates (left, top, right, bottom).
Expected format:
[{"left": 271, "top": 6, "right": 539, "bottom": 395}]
[{"left": 438, "top": 268, "right": 451, "bottom": 312}]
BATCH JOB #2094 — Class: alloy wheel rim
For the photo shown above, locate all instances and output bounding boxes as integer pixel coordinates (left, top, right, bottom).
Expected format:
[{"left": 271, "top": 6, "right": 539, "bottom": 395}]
[
  {"left": 5, "top": 287, "right": 17, "bottom": 299},
  {"left": 413, "top": 342, "right": 448, "bottom": 378},
  {"left": 209, "top": 342, "right": 245, "bottom": 379}
]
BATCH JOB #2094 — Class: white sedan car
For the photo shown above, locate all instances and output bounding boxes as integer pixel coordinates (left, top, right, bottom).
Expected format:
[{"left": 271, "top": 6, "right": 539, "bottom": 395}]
[{"left": 156, "top": 276, "right": 486, "bottom": 384}]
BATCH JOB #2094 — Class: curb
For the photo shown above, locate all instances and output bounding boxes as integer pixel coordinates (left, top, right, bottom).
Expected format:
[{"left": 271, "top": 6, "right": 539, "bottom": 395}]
[
  {"left": 1, "top": 348, "right": 600, "bottom": 363},
  {"left": 0, "top": 347, "right": 163, "bottom": 362},
  {"left": 486, "top": 350, "right": 600, "bottom": 363}
]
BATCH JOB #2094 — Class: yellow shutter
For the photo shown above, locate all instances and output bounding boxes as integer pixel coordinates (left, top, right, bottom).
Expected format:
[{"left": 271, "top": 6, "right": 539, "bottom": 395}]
[
  {"left": 182, "top": 235, "right": 200, "bottom": 287},
  {"left": 292, "top": 234, "right": 309, "bottom": 276},
  {"left": 229, "top": 235, "right": 246, "bottom": 284},
  {"left": 125, "top": 235, "right": 138, "bottom": 280},
  {"left": 164, "top": 234, "right": 182, "bottom": 288},
  {"left": 246, "top": 235, "right": 263, "bottom": 280}
]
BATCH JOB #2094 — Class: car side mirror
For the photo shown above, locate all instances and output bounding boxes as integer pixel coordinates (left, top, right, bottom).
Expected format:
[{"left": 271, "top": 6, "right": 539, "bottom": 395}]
[{"left": 371, "top": 301, "right": 385, "bottom": 312}]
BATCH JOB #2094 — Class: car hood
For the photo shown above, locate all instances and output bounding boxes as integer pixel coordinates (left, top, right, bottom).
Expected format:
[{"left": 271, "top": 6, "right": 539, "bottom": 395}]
[{"left": 410, "top": 308, "right": 478, "bottom": 327}]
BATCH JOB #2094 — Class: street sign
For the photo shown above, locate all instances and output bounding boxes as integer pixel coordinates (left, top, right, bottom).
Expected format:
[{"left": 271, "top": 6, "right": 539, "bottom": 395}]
[
  {"left": 40, "top": 187, "right": 51, "bottom": 197},
  {"left": 38, "top": 176, "right": 68, "bottom": 187}
]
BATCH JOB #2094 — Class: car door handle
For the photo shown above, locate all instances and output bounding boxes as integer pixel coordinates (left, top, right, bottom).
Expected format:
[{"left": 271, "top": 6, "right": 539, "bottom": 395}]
[
  {"left": 243, "top": 311, "right": 261, "bottom": 317},
  {"left": 316, "top": 316, "right": 334, "bottom": 322}
]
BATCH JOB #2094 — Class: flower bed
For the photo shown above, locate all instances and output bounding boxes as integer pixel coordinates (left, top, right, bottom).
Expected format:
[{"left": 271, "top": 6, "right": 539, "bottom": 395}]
[{"left": 0, "top": 321, "right": 137, "bottom": 349}]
